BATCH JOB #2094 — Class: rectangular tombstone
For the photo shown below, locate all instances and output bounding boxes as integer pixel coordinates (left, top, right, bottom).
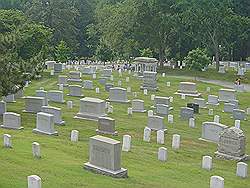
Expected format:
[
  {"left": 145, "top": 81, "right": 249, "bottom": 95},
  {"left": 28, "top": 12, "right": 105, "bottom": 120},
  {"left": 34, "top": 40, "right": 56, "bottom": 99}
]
[
  {"left": 36, "top": 90, "right": 48, "bottom": 106},
  {"left": 96, "top": 117, "right": 117, "bottom": 135},
  {"left": 41, "top": 106, "right": 65, "bottom": 125},
  {"left": 99, "top": 77, "right": 107, "bottom": 85},
  {"left": 219, "top": 89, "right": 236, "bottom": 102},
  {"left": 46, "top": 60, "right": 55, "bottom": 69},
  {"left": 233, "top": 109, "right": 246, "bottom": 120},
  {"left": 54, "top": 63, "right": 63, "bottom": 73},
  {"left": 193, "top": 98, "right": 206, "bottom": 108},
  {"left": 105, "top": 83, "right": 114, "bottom": 92},
  {"left": 23, "top": 97, "right": 45, "bottom": 113},
  {"left": 101, "top": 69, "right": 112, "bottom": 78},
  {"left": 28, "top": 175, "right": 41, "bottom": 188},
  {"left": 75, "top": 97, "right": 106, "bottom": 121},
  {"left": 1, "top": 112, "right": 23, "bottom": 130},
  {"left": 156, "top": 104, "right": 169, "bottom": 116},
  {"left": 48, "top": 90, "right": 64, "bottom": 103},
  {"left": 228, "top": 99, "right": 239, "bottom": 109},
  {"left": 68, "top": 85, "right": 83, "bottom": 97},
  {"left": 58, "top": 75, "right": 68, "bottom": 86},
  {"left": 215, "top": 127, "right": 248, "bottom": 161},
  {"left": 83, "top": 80, "right": 93, "bottom": 90},
  {"left": 207, "top": 95, "right": 219, "bottom": 105},
  {"left": 175, "top": 82, "right": 201, "bottom": 97},
  {"left": 3, "top": 94, "right": 16, "bottom": 103},
  {"left": 132, "top": 99, "right": 146, "bottom": 112},
  {"left": 0, "top": 101, "right": 6, "bottom": 115},
  {"left": 180, "top": 107, "right": 194, "bottom": 120},
  {"left": 154, "top": 96, "right": 171, "bottom": 107},
  {"left": 81, "top": 66, "right": 96, "bottom": 75},
  {"left": 147, "top": 115, "right": 166, "bottom": 131},
  {"left": 200, "top": 122, "right": 228, "bottom": 143},
  {"left": 84, "top": 135, "right": 128, "bottom": 178},
  {"left": 108, "top": 87, "right": 129, "bottom": 103},
  {"left": 223, "top": 103, "right": 235, "bottom": 113},
  {"left": 33, "top": 112, "right": 58, "bottom": 135},
  {"left": 141, "top": 71, "right": 158, "bottom": 91},
  {"left": 187, "top": 103, "right": 199, "bottom": 114},
  {"left": 68, "top": 71, "right": 81, "bottom": 82}
]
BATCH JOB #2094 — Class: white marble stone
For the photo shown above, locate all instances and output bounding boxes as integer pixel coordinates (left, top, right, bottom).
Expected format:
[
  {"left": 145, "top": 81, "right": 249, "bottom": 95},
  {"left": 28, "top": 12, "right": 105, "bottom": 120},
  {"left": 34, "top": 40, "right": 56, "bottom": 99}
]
[
  {"left": 122, "top": 135, "right": 131, "bottom": 152},
  {"left": 95, "top": 87, "right": 100, "bottom": 94},
  {"left": 214, "top": 115, "right": 220, "bottom": 123},
  {"left": 169, "top": 97, "right": 173, "bottom": 103},
  {"left": 92, "top": 74, "right": 96, "bottom": 79},
  {"left": 127, "top": 87, "right": 131, "bottom": 93},
  {"left": 246, "top": 107, "right": 250, "bottom": 115},
  {"left": 143, "top": 127, "right": 151, "bottom": 142},
  {"left": 148, "top": 110, "right": 153, "bottom": 117},
  {"left": 28, "top": 175, "right": 41, "bottom": 188},
  {"left": 32, "top": 142, "right": 41, "bottom": 158},
  {"left": 236, "top": 162, "right": 248, "bottom": 178},
  {"left": 202, "top": 156, "right": 212, "bottom": 170},
  {"left": 168, "top": 114, "right": 174, "bottom": 123},
  {"left": 50, "top": 70, "right": 54, "bottom": 75},
  {"left": 71, "top": 130, "right": 79, "bottom": 142},
  {"left": 151, "top": 94, "right": 155, "bottom": 101},
  {"left": 172, "top": 134, "right": 180, "bottom": 150},
  {"left": 107, "top": 105, "right": 113, "bottom": 113},
  {"left": 67, "top": 101, "right": 73, "bottom": 109},
  {"left": 167, "top": 82, "right": 171, "bottom": 87},
  {"left": 3, "top": 134, "right": 11, "bottom": 148},
  {"left": 144, "top": 89, "right": 148, "bottom": 95},
  {"left": 126, "top": 77, "right": 130, "bottom": 82},
  {"left": 118, "top": 80, "right": 122, "bottom": 87},
  {"left": 210, "top": 176, "right": 224, "bottom": 188},
  {"left": 158, "top": 147, "right": 167, "bottom": 161},
  {"left": 33, "top": 112, "right": 58, "bottom": 135},
  {"left": 235, "top": 120, "right": 241, "bottom": 129},
  {"left": 157, "top": 130, "right": 165, "bottom": 144},
  {"left": 162, "top": 73, "right": 165, "bottom": 77},
  {"left": 189, "top": 118, "right": 195, "bottom": 128},
  {"left": 1, "top": 112, "right": 22, "bottom": 130},
  {"left": 181, "top": 94, "right": 185, "bottom": 100}
]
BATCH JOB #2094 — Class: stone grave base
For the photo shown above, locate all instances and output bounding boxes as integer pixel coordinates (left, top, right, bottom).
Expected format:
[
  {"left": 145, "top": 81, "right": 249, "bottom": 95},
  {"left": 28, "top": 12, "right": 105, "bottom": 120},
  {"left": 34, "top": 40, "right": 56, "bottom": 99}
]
[
  {"left": 150, "top": 106, "right": 173, "bottom": 111},
  {"left": 55, "top": 121, "right": 65, "bottom": 126},
  {"left": 67, "top": 79, "right": 82, "bottom": 83},
  {"left": 132, "top": 109, "right": 147, "bottom": 113},
  {"left": 206, "top": 102, "right": 220, "bottom": 106},
  {"left": 32, "top": 129, "right": 58, "bottom": 136},
  {"left": 106, "top": 99, "right": 130, "bottom": 103},
  {"left": 67, "top": 94, "right": 84, "bottom": 97},
  {"left": 140, "top": 86, "right": 158, "bottom": 91},
  {"left": 1, "top": 125, "right": 24, "bottom": 130},
  {"left": 74, "top": 113, "right": 107, "bottom": 121},
  {"left": 5, "top": 101, "right": 16, "bottom": 103},
  {"left": 22, "top": 110, "right": 40, "bottom": 114},
  {"left": 214, "top": 151, "right": 249, "bottom": 161},
  {"left": 174, "top": 92, "right": 201, "bottom": 97},
  {"left": 84, "top": 162, "right": 128, "bottom": 178},
  {"left": 96, "top": 129, "right": 118, "bottom": 136}
]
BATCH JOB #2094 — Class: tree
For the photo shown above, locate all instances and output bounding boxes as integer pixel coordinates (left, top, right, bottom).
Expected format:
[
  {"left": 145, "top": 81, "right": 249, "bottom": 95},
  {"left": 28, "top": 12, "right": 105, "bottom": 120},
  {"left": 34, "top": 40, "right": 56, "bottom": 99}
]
[
  {"left": 95, "top": 42, "right": 114, "bottom": 64},
  {"left": 55, "top": 40, "right": 71, "bottom": 63},
  {"left": 183, "top": 48, "right": 211, "bottom": 71},
  {"left": 140, "top": 48, "right": 153, "bottom": 57},
  {"left": 0, "top": 9, "right": 52, "bottom": 97}
]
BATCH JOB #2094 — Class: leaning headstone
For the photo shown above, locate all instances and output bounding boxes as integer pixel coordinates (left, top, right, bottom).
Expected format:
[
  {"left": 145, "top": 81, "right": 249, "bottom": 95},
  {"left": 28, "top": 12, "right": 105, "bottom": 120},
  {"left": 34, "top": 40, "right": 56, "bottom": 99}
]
[
  {"left": 143, "top": 127, "right": 151, "bottom": 142},
  {"left": 172, "top": 134, "right": 180, "bottom": 150},
  {"left": 210, "top": 176, "right": 224, "bottom": 188},
  {"left": 27, "top": 175, "right": 41, "bottom": 188},
  {"left": 47, "top": 90, "right": 64, "bottom": 103},
  {"left": 33, "top": 112, "right": 58, "bottom": 135},
  {"left": 96, "top": 117, "right": 117, "bottom": 135},
  {"left": 1, "top": 112, "right": 23, "bottom": 130},
  {"left": 23, "top": 97, "right": 45, "bottom": 113},
  {"left": 108, "top": 87, "right": 129, "bottom": 103},
  {"left": 233, "top": 109, "right": 246, "bottom": 120},
  {"left": 236, "top": 162, "right": 248, "bottom": 178},
  {"left": 132, "top": 99, "right": 146, "bottom": 112},
  {"left": 0, "top": 101, "right": 6, "bottom": 115},
  {"left": 122, "top": 135, "right": 131, "bottom": 152},
  {"left": 75, "top": 97, "right": 106, "bottom": 121},
  {"left": 157, "top": 130, "right": 165, "bottom": 144},
  {"left": 202, "top": 156, "right": 212, "bottom": 170},
  {"left": 207, "top": 95, "right": 219, "bottom": 106},
  {"left": 68, "top": 85, "right": 83, "bottom": 97},
  {"left": 3, "top": 134, "right": 12, "bottom": 148},
  {"left": 180, "top": 107, "right": 194, "bottom": 120},
  {"left": 147, "top": 115, "right": 166, "bottom": 131},
  {"left": 200, "top": 122, "right": 228, "bottom": 143},
  {"left": 84, "top": 135, "right": 128, "bottom": 178},
  {"left": 32, "top": 142, "right": 41, "bottom": 158},
  {"left": 71, "top": 130, "right": 79, "bottom": 142},
  {"left": 215, "top": 127, "right": 248, "bottom": 161},
  {"left": 41, "top": 106, "right": 65, "bottom": 125},
  {"left": 158, "top": 147, "right": 167, "bottom": 161}
]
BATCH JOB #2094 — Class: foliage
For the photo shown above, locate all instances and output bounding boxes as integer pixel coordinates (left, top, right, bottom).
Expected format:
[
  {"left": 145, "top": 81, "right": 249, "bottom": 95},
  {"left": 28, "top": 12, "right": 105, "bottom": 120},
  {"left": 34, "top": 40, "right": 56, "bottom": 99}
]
[
  {"left": 95, "top": 42, "right": 114, "bottom": 62},
  {"left": 55, "top": 40, "right": 71, "bottom": 63},
  {"left": 183, "top": 48, "right": 211, "bottom": 71},
  {"left": 0, "top": 9, "right": 52, "bottom": 97},
  {"left": 140, "top": 48, "right": 153, "bottom": 57}
]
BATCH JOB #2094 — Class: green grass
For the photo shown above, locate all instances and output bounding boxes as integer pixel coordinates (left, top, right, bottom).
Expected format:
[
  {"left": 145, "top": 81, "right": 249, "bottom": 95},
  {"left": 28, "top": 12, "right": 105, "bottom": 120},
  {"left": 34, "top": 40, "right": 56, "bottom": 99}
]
[
  {"left": 0, "top": 70, "right": 249, "bottom": 188},
  {"left": 158, "top": 67, "right": 250, "bottom": 84}
]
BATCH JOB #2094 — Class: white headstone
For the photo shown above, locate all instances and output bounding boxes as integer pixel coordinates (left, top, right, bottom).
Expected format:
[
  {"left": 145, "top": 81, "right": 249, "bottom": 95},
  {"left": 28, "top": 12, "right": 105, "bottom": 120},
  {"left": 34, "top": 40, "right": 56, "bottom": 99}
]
[
  {"left": 202, "top": 156, "right": 212, "bottom": 170},
  {"left": 181, "top": 94, "right": 185, "bottom": 100},
  {"left": 210, "top": 176, "right": 224, "bottom": 188},
  {"left": 67, "top": 101, "right": 73, "bottom": 109},
  {"left": 148, "top": 110, "right": 153, "bottom": 117},
  {"left": 93, "top": 74, "right": 96, "bottom": 79},
  {"left": 95, "top": 87, "right": 100, "bottom": 94},
  {"left": 236, "top": 162, "right": 248, "bottom": 178},
  {"left": 58, "top": 84, "right": 64, "bottom": 91},
  {"left": 157, "top": 130, "right": 165, "bottom": 144},
  {"left": 167, "top": 82, "right": 171, "bottom": 87},
  {"left": 143, "top": 127, "right": 151, "bottom": 142},
  {"left": 247, "top": 107, "right": 250, "bottom": 115},
  {"left": 32, "top": 142, "right": 41, "bottom": 158},
  {"left": 3, "top": 134, "right": 11, "bottom": 148},
  {"left": 28, "top": 175, "right": 41, "bottom": 188},
  {"left": 122, "top": 135, "right": 131, "bottom": 152},
  {"left": 118, "top": 80, "right": 122, "bottom": 86},
  {"left": 235, "top": 120, "right": 241, "bottom": 129},
  {"left": 108, "top": 105, "right": 113, "bottom": 113},
  {"left": 127, "top": 87, "right": 131, "bottom": 93},
  {"left": 168, "top": 114, "right": 174, "bottom": 123},
  {"left": 158, "top": 147, "right": 167, "bottom": 161},
  {"left": 189, "top": 118, "right": 195, "bottom": 128},
  {"left": 126, "top": 77, "right": 129, "bottom": 82},
  {"left": 71, "top": 130, "right": 79, "bottom": 142},
  {"left": 144, "top": 89, "right": 148, "bottom": 95},
  {"left": 50, "top": 70, "right": 54, "bottom": 76},
  {"left": 172, "top": 134, "right": 180, "bottom": 150},
  {"left": 151, "top": 94, "right": 155, "bottom": 101},
  {"left": 207, "top": 87, "right": 211, "bottom": 92},
  {"left": 214, "top": 115, "right": 220, "bottom": 123},
  {"left": 127, "top": 107, "right": 133, "bottom": 116},
  {"left": 162, "top": 73, "right": 166, "bottom": 77},
  {"left": 169, "top": 96, "right": 173, "bottom": 103}
]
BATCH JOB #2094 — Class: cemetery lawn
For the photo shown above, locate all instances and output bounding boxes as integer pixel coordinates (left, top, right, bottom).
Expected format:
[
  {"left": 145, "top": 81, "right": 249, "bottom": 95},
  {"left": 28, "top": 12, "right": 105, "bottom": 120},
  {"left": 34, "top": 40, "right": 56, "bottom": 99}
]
[
  {"left": 0, "top": 71, "right": 250, "bottom": 188},
  {"left": 159, "top": 67, "right": 250, "bottom": 84}
]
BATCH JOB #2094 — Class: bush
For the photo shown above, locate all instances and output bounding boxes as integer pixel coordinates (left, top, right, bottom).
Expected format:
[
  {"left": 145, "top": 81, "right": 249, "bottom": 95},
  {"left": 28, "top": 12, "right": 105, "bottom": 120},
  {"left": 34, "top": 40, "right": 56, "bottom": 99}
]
[{"left": 183, "top": 48, "right": 211, "bottom": 71}]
